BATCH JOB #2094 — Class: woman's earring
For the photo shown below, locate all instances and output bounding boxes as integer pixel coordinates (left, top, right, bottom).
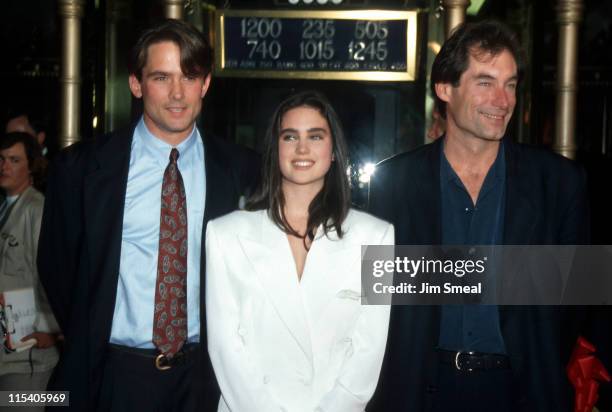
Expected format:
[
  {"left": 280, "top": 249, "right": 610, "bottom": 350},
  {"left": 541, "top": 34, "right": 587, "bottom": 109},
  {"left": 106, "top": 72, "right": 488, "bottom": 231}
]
[{"left": 331, "top": 153, "right": 336, "bottom": 162}]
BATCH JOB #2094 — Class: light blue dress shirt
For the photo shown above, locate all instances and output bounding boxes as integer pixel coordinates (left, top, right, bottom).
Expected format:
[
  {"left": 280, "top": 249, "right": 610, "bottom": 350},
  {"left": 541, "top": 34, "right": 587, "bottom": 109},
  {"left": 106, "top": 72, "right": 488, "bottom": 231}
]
[{"left": 110, "top": 118, "right": 206, "bottom": 348}]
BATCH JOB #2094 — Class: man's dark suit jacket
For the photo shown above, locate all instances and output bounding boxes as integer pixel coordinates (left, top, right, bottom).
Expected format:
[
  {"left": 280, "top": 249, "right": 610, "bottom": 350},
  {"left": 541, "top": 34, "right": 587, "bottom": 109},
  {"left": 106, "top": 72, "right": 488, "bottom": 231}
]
[
  {"left": 367, "top": 137, "right": 589, "bottom": 412},
  {"left": 37, "top": 125, "right": 259, "bottom": 411}
]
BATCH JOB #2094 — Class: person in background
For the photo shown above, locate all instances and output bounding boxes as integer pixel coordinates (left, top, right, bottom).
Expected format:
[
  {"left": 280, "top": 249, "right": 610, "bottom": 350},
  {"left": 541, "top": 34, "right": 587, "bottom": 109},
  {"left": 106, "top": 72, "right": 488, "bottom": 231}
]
[
  {"left": 206, "top": 91, "right": 393, "bottom": 412},
  {"left": 5, "top": 110, "right": 49, "bottom": 158},
  {"left": 0, "top": 132, "right": 60, "bottom": 412},
  {"left": 4, "top": 109, "right": 50, "bottom": 194}
]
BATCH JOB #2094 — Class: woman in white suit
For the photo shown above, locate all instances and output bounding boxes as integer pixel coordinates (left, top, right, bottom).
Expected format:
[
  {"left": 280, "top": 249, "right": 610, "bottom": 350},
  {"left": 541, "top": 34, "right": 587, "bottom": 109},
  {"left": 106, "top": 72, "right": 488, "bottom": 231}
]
[{"left": 206, "top": 91, "right": 393, "bottom": 412}]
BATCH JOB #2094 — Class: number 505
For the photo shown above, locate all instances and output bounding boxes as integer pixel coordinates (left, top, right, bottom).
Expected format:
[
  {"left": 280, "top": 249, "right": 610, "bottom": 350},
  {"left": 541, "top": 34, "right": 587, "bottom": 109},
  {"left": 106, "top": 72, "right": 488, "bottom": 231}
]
[{"left": 354, "top": 21, "right": 389, "bottom": 40}]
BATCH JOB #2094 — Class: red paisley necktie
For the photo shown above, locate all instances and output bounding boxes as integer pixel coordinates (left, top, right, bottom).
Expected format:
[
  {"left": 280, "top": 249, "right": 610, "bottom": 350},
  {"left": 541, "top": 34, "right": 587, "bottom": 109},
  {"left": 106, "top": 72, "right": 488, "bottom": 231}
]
[{"left": 153, "top": 148, "right": 188, "bottom": 358}]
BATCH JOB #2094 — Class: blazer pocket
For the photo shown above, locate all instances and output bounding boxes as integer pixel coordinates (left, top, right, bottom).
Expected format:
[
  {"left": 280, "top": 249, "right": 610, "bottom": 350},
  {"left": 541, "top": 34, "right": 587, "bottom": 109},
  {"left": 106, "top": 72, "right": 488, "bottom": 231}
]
[
  {"left": 336, "top": 289, "right": 362, "bottom": 301},
  {"left": 0, "top": 238, "right": 26, "bottom": 278},
  {"left": 338, "top": 337, "right": 354, "bottom": 358},
  {"left": 332, "top": 290, "right": 362, "bottom": 338}
]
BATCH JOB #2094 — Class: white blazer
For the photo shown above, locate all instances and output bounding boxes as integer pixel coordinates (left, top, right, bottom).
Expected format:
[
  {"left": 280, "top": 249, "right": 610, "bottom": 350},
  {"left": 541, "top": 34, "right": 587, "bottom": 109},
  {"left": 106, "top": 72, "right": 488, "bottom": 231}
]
[{"left": 206, "top": 209, "right": 393, "bottom": 412}]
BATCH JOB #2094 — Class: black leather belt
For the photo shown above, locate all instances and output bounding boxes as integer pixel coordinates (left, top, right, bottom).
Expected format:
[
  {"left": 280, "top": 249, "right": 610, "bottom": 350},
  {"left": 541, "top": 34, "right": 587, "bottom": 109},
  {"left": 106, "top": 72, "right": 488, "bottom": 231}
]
[
  {"left": 437, "top": 349, "right": 510, "bottom": 372},
  {"left": 108, "top": 343, "right": 199, "bottom": 371}
]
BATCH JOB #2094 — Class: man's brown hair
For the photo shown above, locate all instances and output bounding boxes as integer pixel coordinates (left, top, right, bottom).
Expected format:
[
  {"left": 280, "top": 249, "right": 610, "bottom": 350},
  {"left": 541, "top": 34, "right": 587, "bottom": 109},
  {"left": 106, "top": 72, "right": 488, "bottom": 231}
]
[
  {"left": 128, "top": 19, "right": 212, "bottom": 80},
  {"left": 430, "top": 20, "right": 524, "bottom": 119}
]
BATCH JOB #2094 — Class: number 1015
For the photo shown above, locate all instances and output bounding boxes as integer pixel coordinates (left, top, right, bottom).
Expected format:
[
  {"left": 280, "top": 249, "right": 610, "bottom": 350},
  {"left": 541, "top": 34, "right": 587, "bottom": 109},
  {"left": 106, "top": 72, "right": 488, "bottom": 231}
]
[{"left": 300, "top": 40, "right": 334, "bottom": 60}]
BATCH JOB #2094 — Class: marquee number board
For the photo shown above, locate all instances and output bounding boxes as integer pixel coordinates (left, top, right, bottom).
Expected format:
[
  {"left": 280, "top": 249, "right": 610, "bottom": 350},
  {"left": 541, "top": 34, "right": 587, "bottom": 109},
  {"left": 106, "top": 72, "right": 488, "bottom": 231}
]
[{"left": 214, "top": 10, "right": 419, "bottom": 81}]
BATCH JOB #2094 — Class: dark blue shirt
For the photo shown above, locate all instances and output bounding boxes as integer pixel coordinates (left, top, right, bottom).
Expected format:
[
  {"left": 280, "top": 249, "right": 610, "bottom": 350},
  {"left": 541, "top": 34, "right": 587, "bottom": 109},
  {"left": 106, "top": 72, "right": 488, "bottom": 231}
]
[{"left": 438, "top": 141, "right": 506, "bottom": 354}]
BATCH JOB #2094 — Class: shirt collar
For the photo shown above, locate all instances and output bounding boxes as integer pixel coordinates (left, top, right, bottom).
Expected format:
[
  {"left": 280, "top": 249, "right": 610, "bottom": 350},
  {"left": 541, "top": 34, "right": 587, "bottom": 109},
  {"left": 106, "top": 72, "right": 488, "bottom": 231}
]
[
  {"left": 135, "top": 117, "right": 199, "bottom": 167},
  {"left": 440, "top": 138, "right": 506, "bottom": 186},
  {"left": 5, "top": 194, "right": 19, "bottom": 206}
]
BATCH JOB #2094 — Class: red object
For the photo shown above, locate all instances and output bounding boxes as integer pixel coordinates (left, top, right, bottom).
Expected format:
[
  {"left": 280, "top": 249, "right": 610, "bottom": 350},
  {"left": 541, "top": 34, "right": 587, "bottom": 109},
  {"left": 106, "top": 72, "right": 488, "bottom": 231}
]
[{"left": 567, "top": 337, "right": 611, "bottom": 412}]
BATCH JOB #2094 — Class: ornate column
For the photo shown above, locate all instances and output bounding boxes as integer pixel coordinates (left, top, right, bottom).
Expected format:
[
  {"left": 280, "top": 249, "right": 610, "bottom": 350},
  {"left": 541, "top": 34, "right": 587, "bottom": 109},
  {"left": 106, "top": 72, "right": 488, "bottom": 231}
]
[
  {"left": 554, "top": 0, "right": 583, "bottom": 159},
  {"left": 442, "top": 0, "right": 470, "bottom": 39},
  {"left": 105, "top": 0, "right": 131, "bottom": 133},
  {"left": 58, "top": 0, "right": 84, "bottom": 148},
  {"left": 163, "top": 0, "right": 184, "bottom": 20}
]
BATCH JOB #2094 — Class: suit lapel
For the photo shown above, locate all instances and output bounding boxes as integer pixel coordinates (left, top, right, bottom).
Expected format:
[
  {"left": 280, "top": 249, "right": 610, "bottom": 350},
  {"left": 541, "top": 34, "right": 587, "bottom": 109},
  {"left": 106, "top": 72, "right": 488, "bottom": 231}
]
[
  {"left": 200, "top": 134, "right": 239, "bottom": 345},
  {"left": 301, "top": 229, "right": 357, "bottom": 323},
  {"left": 414, "top": 142, "right": 444, "bottom": 370},
  {"left": 1, "top": 187, "right": 35, "bottom": 232},
  {"left": 83, "top": 129, "right": 132, "bottom": 301},
  {"left": 238, "top": 212, "right": 313, "bottom": 362},
  {"left": 499, "top": 141, "right": 536, "bottom": 370},
  {"left": 503, "top": 140, "right": 537, "bottom": 245},
  {"left": 203, "top": 135, "right": 237, "bottom": 226},
  {"left": 411, "top": 138, "right": 442, "bottom": 245},
  {"left": 399, "top": 139, "right": 444, "bottom": 352}
]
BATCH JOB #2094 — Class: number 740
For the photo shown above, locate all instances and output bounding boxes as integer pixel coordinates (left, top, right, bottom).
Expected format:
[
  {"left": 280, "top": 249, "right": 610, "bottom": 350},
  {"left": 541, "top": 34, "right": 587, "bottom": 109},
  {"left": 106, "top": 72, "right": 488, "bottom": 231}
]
[{"left": 246, "top": 39, "right": 282, "bottom": 60}]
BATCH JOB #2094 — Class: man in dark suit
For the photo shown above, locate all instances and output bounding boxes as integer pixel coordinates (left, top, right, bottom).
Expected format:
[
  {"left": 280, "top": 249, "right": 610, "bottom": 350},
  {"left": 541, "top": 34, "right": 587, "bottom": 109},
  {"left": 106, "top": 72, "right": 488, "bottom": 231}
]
[
  {"left": 368, "top": 21, "right": 589, "bottom": 412},
  {"left": 38, "top": 20, "right": 258, "bottom": 411}
]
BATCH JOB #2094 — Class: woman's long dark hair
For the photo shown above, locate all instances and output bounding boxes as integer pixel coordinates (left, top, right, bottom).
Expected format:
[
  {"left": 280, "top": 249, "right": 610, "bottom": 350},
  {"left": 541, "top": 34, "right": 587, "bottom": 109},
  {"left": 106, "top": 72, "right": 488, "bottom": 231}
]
[{"left": 246, "top": 91, "right": 350, "bottom": 245}]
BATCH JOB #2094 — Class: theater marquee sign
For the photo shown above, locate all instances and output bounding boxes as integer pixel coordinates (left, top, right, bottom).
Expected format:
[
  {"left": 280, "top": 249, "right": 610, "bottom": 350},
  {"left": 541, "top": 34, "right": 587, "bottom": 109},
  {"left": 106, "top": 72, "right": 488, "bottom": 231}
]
[{"left": 214, "top": 9, "right": 419, "bottom": 81}]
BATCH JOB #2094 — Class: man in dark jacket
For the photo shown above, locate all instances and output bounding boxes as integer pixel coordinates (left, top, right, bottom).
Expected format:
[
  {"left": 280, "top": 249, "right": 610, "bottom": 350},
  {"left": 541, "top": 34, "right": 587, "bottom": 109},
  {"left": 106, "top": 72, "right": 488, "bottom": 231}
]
[{"left": 368, "top": 20, "right": 589, "bottom": 412}]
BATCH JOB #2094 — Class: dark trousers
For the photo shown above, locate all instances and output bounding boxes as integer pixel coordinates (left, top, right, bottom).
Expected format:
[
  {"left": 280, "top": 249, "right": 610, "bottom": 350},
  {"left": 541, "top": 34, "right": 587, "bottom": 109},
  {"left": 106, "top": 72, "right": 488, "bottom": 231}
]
[
  {"left": 96, "top": 345, "right": 204, "bottom": 412},
  {"left": 430, "top": 362, "right": 517, "bottom": 412}
]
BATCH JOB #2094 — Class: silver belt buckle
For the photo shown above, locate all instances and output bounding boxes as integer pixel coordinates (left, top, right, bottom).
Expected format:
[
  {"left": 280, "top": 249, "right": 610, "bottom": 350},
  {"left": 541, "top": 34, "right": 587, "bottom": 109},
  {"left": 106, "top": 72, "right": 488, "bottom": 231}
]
[{"left": 454, "top": 351, "right": 475, "bottom": 372}]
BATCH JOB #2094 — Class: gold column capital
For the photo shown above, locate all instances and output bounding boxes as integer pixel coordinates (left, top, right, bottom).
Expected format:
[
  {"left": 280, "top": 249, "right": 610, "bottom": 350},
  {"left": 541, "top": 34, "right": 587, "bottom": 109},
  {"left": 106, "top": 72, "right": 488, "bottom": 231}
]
[
  {"left": 442, "top": 0, "right": 470, "bottom": 39},
  {"left": 58, "top": 0, "right": 85, "bottom": 18},
  {"left": 163, "top": 0, "right": 185, "bottom": 20},
  {"left": 556, "top": 0, "right": 584, "bottom": 24},
  {"left": 442, "top": 0, "right": 471, "bottom": 7}
]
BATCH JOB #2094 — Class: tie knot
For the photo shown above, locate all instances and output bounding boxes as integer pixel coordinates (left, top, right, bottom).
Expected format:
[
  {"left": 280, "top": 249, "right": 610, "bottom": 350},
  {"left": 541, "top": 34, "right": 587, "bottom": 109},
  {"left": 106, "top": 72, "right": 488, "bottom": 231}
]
[{"left": 169, "top": 148, "right": 180, "bottom": 163}]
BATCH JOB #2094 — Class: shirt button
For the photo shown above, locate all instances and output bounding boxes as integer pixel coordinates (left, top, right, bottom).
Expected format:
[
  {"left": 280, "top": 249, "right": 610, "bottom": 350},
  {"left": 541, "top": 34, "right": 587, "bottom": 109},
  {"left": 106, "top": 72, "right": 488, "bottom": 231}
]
[
  {"left": 237, "top": 327, "right": 247, "bottom": 336},
  {"left": 263, "top": 375, "right": 270, "bottom": 384}
]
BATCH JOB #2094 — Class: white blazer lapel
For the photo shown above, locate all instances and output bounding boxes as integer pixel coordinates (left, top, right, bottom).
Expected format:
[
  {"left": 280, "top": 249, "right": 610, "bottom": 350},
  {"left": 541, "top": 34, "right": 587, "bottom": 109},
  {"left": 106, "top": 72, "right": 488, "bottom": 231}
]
[{"left": 237, "top": 212, "right": 313, "bottom": 362}]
